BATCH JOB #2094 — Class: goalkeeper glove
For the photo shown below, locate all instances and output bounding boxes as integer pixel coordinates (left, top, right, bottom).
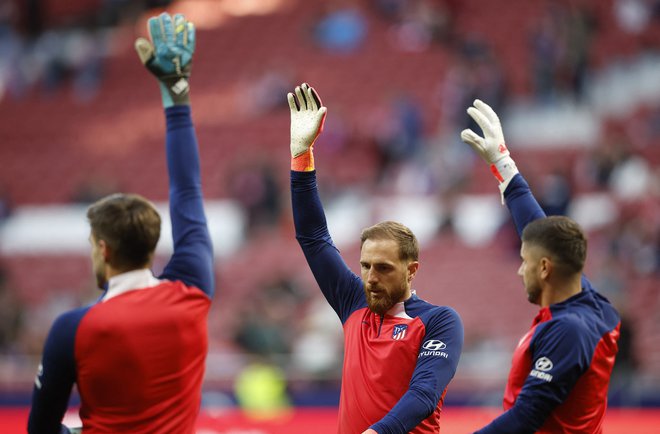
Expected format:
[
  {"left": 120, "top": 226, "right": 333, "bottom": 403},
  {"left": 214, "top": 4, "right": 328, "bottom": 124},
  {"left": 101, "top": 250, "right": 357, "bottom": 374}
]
[
  {"left": 135, "top": 13, "right": 195, "bottom": 108},
  {"left": 288, "top": 83, "right": 327, "bottom": 171},
  {"left": 461, "top": 99, "right": 519, "bottom": 202}
]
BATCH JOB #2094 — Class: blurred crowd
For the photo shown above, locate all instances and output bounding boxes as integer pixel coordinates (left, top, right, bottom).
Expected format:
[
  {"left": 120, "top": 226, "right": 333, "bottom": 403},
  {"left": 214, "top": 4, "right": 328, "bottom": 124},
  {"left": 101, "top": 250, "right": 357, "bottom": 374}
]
[{"left": 0, "top": 0, "right": 659, "bottom": 407}]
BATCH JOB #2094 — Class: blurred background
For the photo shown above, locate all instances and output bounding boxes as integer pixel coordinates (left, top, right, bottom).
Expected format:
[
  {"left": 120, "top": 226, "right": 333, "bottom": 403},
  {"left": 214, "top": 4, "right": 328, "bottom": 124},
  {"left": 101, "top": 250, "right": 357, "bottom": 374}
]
[{"left": 0, "top": 0, "right": 658, "bottom": 432}]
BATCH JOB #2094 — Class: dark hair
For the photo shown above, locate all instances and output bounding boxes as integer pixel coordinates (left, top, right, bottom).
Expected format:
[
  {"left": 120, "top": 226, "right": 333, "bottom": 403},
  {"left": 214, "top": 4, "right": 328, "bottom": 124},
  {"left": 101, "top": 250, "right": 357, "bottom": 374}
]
[
  {"left": 87, "top": 193, "right": 161, "bottom": 270},
  {"left": 360, "top": 221, "right": 419, "bottom": 262},
  {"left": 522, "top": 216, "right": 587, "bottom": 277}
]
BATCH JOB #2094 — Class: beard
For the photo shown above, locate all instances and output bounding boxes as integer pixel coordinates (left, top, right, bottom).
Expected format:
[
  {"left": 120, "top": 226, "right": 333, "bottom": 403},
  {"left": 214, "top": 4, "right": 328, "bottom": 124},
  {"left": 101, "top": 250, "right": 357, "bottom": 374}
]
[
  {"left": 525, "top": 279, "right": 542, "bottom": 305},
  {"left": 95, "top": 267, "right": 107, "bottom": 290},
  {"left": 364, "top": 282, "right": 408, "bottom": 316},
  {"left": 91, "top": 255, "right": 107, "bottom": 290}
]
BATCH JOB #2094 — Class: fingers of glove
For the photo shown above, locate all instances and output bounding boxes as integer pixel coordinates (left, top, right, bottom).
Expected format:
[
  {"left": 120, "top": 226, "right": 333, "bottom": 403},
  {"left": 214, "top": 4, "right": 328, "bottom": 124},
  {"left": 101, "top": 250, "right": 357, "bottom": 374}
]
[
  {"left": 147, "top": 16, "right": 162, "bottom": 46},
  {"left": 134, "top": 37, "right": 154, "bottom": 65},
  {"left": 467, "top": 106, "right": 493, "bottom": 138},
  {"left": 172, "top": 14, "right": 194, "bottom": 67},
  {"left": 287, "top": 92, "right": 299, "bottom": 112},
  {"left": 301, "top": 83, "right": 313, "bottom": 110},
  {"left": 474, "top": 99, "right": 500, "bottom": 125},
  {"left": 174, "top": 14, "right": 186, "bottom": 48},
  {"left": 149, "top": 14, "right": 173, "bottom": 49},
  {"left": 460, "top": 128, "right": 485, "bottom": 150},
  {"left": 160, "top": 13, "right": 175, "bottom": 45},
  {"left": 306, "top": 86, "right": 318, "bottom": 111},
  {"left": 318, "top": 107, "right": 328, "bottom": 131},
  {"left": 185, "top": 22, "right": 196, "bottom": 54},
  {"left": 310, "top": 86, "right": 323, "bottom": 109},
  {"left": 294, "top": 86, "right": 307, "bottom": 110}
]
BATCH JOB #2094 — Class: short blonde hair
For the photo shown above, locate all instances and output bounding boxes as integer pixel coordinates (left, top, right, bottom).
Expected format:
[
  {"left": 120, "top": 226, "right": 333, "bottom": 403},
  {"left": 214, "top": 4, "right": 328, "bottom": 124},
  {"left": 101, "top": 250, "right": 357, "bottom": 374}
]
[{"left": 360, "top": 221, "right": 419, "bottom": 262}]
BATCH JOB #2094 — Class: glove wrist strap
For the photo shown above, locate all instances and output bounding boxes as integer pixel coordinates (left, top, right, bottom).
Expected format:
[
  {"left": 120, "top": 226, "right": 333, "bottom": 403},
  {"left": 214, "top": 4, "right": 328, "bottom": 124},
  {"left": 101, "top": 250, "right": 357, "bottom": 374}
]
[
  {"left": 158, "top": 78, "right": 190, "bottom": 108},
  {"left": 291, "top": 150, "right": 315, "bottom": 172},
  {"left": 491, "top": 156, "right": 519, "bottom": 204}
]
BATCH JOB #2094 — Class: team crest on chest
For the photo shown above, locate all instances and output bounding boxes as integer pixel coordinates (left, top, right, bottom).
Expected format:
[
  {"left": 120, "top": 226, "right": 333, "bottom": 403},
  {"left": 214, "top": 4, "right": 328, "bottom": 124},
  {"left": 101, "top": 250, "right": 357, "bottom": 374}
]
[{"left": 392, "top": 324, "right": 408, "bottom": 340}]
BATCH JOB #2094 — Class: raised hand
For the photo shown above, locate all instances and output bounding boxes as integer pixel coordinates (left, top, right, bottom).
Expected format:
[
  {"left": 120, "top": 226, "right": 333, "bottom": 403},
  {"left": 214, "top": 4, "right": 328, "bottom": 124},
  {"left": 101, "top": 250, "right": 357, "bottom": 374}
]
[
  {"left": 135, "top": 13, "right": 195, "bottom": 107},
  {"left": 288, "top": 83, "right": 327, "bottom": 171},
  {"left": 461, "top": 99, "right": 519, "bottom": 199}
]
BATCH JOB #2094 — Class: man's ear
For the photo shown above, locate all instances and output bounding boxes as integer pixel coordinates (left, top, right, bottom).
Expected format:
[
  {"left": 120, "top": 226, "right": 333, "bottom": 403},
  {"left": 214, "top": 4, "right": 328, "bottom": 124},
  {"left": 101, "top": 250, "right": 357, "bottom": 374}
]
[
  {"left": 539, "top": 256, "right": 552, "bottom": 280},
  {"left": 98, "top": 239, "right": 111, "bottom": 263},
  {"left": 407, "top": 261, "right": 420, "bottom": 282}
]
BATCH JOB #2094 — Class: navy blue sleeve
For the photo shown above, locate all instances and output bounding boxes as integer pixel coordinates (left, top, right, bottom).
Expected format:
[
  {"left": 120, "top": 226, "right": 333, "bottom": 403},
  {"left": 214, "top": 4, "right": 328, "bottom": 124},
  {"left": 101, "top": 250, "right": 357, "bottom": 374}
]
[
  {"left": 158, "top": 106, "right": 214, "bottom": 298},
  {"left": 503, "top": 174, "right": 547, "bottom": 237},
  {"left": 475, "top": 319, "right": 590, "bottom": 434},
  {"left": 28, "top": 308, "right": 89, "bottom": 434},
  {"left": 291, "top": 170, "right": 365, "bottom": 323},
  {"left": 372, "top": 307, "right": 464, "bottom": 433}
]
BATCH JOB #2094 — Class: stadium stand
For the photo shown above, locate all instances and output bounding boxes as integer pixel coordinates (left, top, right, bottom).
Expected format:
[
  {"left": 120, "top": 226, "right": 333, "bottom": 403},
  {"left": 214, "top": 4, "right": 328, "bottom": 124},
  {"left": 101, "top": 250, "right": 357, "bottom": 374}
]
[{"left": 0, "top": 0, "right": 658, "bottom": 409}]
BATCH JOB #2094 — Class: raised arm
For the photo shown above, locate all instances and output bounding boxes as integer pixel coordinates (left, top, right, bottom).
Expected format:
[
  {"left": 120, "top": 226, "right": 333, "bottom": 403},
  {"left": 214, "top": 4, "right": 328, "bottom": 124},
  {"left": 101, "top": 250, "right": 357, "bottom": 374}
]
[
  {"left": 289, "top": 84, "right": 364, "bottom": 323},
  {"left": 136, "top": 13, "right": 214, "bottom": 297},
  {"left": 461, "top": 100, "right": 546, "bottom": 236}
]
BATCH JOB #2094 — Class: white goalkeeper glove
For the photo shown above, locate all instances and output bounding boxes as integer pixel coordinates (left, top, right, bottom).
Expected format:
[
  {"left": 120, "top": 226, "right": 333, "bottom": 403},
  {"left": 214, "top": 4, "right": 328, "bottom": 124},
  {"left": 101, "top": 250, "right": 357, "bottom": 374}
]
[
  {"left": 461, "top": 99, "right": 519, "bottom": 203},
  {"left": 288, "top": 83, "right": 327, "bottom": 171}
]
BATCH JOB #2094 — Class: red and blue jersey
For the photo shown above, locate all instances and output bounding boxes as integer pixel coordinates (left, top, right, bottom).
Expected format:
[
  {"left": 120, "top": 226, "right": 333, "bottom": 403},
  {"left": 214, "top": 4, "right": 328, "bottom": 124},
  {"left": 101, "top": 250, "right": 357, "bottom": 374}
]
[
  {"left": 292, "top": 171, "right": 464, "bottom": 434},
  {"left": 28, "top": 105, "right": 214, "bottom": 434},
  {"left": 475, "top": 174, "right": 620, "bottom": 434}
]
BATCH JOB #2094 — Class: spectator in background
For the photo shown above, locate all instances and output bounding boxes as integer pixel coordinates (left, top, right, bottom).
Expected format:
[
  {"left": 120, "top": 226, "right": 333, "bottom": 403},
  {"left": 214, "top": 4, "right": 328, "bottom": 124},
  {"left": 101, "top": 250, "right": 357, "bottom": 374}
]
[
  {"left": 386, "top": 0, "right": 455, "bottom": 52},
  {"left": 369, "top": 92, "right": 424, "bottom": 184},
  {"left": 244, "top": 66, "right": 296, "bottom": 116},
  {"left": 228, "top": 157, "right": 283, "bottom": 235},
  {"left": 530, "top": 1, "right": 595, "bottom": 103},
  {"left": 234, "top": 360, "right": 291, "bottom": 419},
  {"left": 3, "top": 0, "right": 164, "bottom": 103},
  {"left": 538, "top": 168, "right": 573, "bottom": 217},
  {"left": 71, "top": 176, "right": 121, "bottom": 204},
  {"left": 438, "top": 39, "right": 506, "bottom": 133},
  {"left": 314, "top": 0, "right": 367, "bottom": 54},
  {"left": 233, "top": 278, "right": 306, "bottom": 363}
]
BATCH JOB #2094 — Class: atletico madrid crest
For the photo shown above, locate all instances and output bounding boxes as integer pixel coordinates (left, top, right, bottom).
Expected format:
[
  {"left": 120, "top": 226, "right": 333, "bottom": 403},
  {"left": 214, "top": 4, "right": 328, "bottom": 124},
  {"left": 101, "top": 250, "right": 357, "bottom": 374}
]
[{"left": 392, "top": 324, "right": 408, "bottom": 340}]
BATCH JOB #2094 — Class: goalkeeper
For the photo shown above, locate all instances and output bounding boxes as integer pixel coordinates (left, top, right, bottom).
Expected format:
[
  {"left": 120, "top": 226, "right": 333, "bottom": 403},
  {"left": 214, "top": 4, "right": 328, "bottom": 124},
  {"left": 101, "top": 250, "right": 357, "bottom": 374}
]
[
  {"left": 461, "top": 100, "right": 620, "bottom": 433},
  {"left": 28, "top": 13, "right": 214, "bottom": 433},
  {"left": 288, "top": 83, "right": 464, "bottom": 433}
]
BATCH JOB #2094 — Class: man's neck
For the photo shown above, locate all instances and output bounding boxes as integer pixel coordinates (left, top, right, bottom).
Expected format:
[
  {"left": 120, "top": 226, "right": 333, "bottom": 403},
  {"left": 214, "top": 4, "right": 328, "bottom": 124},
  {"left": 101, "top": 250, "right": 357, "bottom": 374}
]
[{"left": 542, "top": 275, "right": 582, "bottom": 307}]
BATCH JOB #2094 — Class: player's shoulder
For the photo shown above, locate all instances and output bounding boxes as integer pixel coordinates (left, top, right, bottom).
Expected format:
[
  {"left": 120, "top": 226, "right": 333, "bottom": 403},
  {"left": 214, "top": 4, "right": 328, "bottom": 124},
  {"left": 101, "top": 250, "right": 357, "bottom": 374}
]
[
  {"left": 407, "top": 295, "right": 462, "bottom": 326},
  {"left": 536, "top": 312, "right": 589, "bottom": 347},
  {"left": 48, "top": 305, "right": 94, "bottom": 340}
]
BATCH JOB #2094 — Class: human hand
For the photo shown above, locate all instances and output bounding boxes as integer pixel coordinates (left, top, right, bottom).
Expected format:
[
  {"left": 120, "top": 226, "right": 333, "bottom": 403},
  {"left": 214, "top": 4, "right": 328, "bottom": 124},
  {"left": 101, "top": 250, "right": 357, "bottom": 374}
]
[
  {"left": 460, "top": 99, "right": 509, "bottom": 165},
  {"left": 461, "top": 99, "right": 518, "bottom": 197},
  {"left": 288, "top": 83, "right": 327, "bottom": 171},
  {"left": 135, "top": 12, "right": 195, "bottom": 107},
  {"left": 361, "top": 429, "right": 378, "bottom": 434}
]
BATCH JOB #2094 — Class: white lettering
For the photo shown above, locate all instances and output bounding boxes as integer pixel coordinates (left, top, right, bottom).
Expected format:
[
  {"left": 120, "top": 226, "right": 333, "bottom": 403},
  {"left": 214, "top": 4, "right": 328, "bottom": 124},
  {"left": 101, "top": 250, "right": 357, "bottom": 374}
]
[
  {"left": 530, "top": 369, "right": 553, "bottom": 382},
  {"left": 418, "top": 350, "right": 449, "bottom": 358}
]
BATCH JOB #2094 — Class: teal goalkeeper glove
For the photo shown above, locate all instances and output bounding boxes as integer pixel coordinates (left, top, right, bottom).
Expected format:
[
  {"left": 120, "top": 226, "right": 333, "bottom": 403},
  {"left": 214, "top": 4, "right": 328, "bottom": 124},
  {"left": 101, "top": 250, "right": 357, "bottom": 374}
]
[
  {"left": 135, "top": 13, "right": 195, "bottom": 108},
  {"left": 461, "top": 99, "right": 519, "bottom": 203}
]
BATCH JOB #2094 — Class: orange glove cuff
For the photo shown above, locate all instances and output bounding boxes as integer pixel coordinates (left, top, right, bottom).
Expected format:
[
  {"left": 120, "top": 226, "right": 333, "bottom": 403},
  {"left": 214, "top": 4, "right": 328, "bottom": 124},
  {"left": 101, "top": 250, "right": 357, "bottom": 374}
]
[{"left": 291, "top": 150, "right": 315, "bottom": 172}]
